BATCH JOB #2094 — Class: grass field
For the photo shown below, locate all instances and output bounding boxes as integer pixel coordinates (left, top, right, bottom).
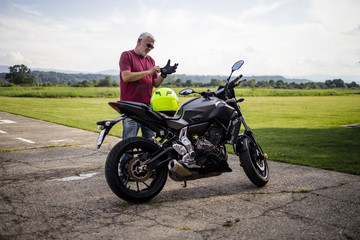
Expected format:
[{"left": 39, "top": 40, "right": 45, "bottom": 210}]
[
  {"left": 0, "top": 86, "right": 120, "bottom": 98},
  {"left": 0, "top": 93, "right": 359, "bottom": 175},
  {"left": 1, "top": 86, "right": 359, "bottom": 98}
]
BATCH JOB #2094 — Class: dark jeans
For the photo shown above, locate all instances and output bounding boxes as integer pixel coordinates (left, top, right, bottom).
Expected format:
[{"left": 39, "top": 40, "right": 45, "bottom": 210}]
[{"left": 122, "top": 118, "right": 155, "bottom": 140}]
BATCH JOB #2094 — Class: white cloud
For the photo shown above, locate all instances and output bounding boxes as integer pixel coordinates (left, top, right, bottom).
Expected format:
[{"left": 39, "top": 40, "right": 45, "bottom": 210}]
[
  {"left": 11, "top": 3, "right": 42, "bottom": 16},
  {"left": 239, "top": 0, "right": 286, "bottom": 21},
  {"left": 308, "top": 0, "right": 360, "bottom": 32},
  {"left": 0, "top": 0, "right": 359, "bottom": 80},
  {"left": 0, "top": 51, "right": 29, "bottom": 65}
]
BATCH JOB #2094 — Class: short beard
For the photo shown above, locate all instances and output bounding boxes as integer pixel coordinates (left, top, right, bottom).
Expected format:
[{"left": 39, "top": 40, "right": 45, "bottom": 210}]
[{"left": 141, "top": 50, "right": 148, "bottom": 57}]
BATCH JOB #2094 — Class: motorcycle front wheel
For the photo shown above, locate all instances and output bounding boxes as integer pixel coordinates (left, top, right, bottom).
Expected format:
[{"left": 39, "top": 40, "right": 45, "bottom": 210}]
[
  {"left": 105, "top": 137, "right": 168, "bottom": 203},
  {"left": 239, "top": 137, "right": 269, "bottom": 187}
]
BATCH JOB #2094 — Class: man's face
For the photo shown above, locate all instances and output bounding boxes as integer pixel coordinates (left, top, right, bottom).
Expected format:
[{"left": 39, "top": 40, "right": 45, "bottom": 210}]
[{"left": 139, "top": 36, "right": 154, "bottom": 57}]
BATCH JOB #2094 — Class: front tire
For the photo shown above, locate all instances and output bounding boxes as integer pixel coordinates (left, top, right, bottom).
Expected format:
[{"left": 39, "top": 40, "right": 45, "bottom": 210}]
[
  {"left": 105, "top": 137, "right": 168, "bottom": 203},
  {"left": 239, "top": 137, "right": 269, "bottom": 187}
]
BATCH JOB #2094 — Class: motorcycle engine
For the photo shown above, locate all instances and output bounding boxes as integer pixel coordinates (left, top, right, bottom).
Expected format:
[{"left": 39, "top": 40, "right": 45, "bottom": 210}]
[
  {"left": 195, "top": 124, "right": 224, "bottom": 154},
  {"left": 203, "top": 124, "right": 224, "bottom": 147},
  {"left": 195, "top": 137, "right": 217, "bottom": 154},
  {"left": 174, "top": 124, "right": 226, "bottom": 170}
]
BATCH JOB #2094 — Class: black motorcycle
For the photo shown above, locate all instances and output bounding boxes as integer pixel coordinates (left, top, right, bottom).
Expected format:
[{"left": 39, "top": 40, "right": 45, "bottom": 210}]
[{"left": 96, "top": 60, "right": 269, "bottom": 203}]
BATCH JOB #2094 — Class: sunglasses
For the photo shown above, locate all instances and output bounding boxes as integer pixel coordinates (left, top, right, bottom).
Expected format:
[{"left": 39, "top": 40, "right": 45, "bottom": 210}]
[{"left": 146, "top": 43, "right": 154, "bottom": 49}]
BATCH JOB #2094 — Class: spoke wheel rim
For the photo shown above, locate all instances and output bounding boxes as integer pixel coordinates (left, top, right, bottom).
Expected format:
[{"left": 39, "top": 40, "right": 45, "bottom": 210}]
[{"left": 117, "top": 147, "right": 158, "bottom": 193}]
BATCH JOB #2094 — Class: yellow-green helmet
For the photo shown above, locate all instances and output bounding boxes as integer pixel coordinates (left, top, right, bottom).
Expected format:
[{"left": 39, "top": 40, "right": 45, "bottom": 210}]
[{"left": 151, "top": 88, "right": 179, "bottom": 116}]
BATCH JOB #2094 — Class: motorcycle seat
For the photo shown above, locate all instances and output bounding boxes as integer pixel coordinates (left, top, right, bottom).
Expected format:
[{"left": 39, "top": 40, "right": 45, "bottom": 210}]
[{"left": 151, "top": 109, "right": 182, "bottom": 121}]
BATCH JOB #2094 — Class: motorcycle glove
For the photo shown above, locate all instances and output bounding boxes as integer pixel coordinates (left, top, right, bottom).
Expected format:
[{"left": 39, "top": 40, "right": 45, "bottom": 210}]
[{"left": 160, "top": 59, "right": 178, "bottom": 77}]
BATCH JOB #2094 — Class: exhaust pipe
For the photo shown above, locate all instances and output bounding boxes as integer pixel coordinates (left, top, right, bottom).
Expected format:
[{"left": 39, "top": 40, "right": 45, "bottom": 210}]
[
  {"left": 168, "top": 160, "right": 223, "bottom": 182},
  {"left": 168, "top": 160, "right": 192, "bottom": 177}
]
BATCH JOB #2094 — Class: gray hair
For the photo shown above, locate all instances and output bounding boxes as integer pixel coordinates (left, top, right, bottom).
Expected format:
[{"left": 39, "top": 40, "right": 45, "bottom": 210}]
[{"left": 138, "top": 32, "right": 156, "bottom": 42}]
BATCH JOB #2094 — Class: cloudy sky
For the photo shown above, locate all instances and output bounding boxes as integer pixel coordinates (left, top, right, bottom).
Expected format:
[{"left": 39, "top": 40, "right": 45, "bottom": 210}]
[{"left": 0, "top": 0, "right": 359, "bottom": 81}]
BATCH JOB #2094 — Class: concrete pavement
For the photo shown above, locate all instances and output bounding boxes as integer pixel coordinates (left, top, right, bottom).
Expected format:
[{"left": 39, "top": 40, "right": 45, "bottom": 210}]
[{"left": 0, "top": 111, "right": 359, "bottom": 239}]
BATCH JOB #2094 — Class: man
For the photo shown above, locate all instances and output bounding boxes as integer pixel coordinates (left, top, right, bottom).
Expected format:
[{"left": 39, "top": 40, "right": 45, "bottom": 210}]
[{"left": 119, "top": 32, "right": 177, "bottom": 139}]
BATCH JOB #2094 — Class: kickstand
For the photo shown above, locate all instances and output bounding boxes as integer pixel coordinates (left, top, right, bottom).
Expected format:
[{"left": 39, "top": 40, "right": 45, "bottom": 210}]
[{"left": 183, "top": 181, "right": 187, "bottom": 188}]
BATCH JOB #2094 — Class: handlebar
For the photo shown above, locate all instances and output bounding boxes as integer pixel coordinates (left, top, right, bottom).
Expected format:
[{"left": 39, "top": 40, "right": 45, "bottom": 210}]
[
  {"left": 235, "top": 78, "right": 247, "bottom": 87},
  {"left": 229, "top": 74, "right": 246, "bottom": 87},
  {"left": 201, "top": 74, "right": 246, "bottom": 100},
  {"left": 234, "top": 74, "right": 243, "bottom": 82}
]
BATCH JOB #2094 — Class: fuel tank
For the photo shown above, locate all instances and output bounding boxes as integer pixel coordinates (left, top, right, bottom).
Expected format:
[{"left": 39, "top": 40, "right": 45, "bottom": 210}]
[{"left": 166, "top": 96, "right": 237, "bottom": 130}]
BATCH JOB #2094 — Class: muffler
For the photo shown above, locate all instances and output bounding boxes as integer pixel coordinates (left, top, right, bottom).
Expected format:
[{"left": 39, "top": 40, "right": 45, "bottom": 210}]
[
  {"left": 168, "top": 160, "right": 192, "bottom": 178},
  {"left": 168, "top": 160, "right": 222, "bottom": 181}
]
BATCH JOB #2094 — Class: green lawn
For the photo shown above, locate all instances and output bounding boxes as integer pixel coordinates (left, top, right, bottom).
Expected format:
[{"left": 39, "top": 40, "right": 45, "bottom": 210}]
[
  {"left": 0, "top": 86, "right": 358, "bottom": 98},
  {"left": 0, "top": 86, "right": 120, "bottom": 98},
  {"left": 0, "top": 95, "right": 359, "bottom": 175}
]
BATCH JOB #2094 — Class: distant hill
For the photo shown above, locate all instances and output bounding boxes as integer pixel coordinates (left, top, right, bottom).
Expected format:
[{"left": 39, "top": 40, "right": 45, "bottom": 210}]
[
  {"left": 1, "top": 65, "right": 359, "bottom": 84},
  {"left": 0, "top": 65, "right": 9, "bottom": 73},
  {"left": 0, "top": 65, "right": 118, "bottom": 75},
  {"left": 293, "top": 74, "right": 360, "bottom": 83},
  {"left": 0, "top": 67, "right": 119, "bottom": 85},
  {"left": 96, "top": 69, "right": 119, "bottom": 75},
  {"left": 245, "top": 75, "right": 311, "bottom": 84},
  {"left": 1, "top": 66, "right": 311, "bottom": 84},
  {"left": 174, "top": 74, "right": 311, "bottom": 84},
  {"left": 175, "top": 74, "right": 228, "bottom": 83},
  {"left": 28, "top": 71, "right": 119, "bottom": 84}
]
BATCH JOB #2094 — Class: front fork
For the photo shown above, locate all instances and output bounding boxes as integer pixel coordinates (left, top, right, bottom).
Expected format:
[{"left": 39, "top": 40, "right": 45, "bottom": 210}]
[{"left": 234, "top": 115, "right": 267, "bottom": 160}]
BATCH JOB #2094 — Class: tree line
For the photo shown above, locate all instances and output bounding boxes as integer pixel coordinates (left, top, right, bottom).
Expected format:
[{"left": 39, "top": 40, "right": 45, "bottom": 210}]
[
  {"left": 0, "top": 64, "right": 119, "bottom": 87},
  {"left": 231, "top": 78, "right": 359, "bottom": 89},
  {"left": 162, "top": 76, "right": 359, "bottom": 89},
  {"left": 1, "top": 64, "right": 359, "bottom": 89}
]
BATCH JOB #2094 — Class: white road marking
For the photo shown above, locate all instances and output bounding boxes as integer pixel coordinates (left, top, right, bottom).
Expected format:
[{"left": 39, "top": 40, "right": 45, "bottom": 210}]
[
  {"left": 16, "top": 137, "right": 35, "bottom": 144},
  {"left": 49, "top": 172, "right": 98, "bottom": 182},
  {"left": 0, "top": 130, "right": 7, "bottom": 134},
  {"left": 50, "top": 139, "right": 67, "bottom": 142},
  {"left": 0, "top": 120, "right": 16, "bottom": 124}
]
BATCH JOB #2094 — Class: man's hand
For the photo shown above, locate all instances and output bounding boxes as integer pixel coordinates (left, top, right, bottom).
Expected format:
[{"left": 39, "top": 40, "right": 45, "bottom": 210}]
[
  {"left": 122, "top": 65, "right": 159, "bottom": 83},
  {"left": 160, "top": 59, "right": 178, "bottom": 76},
  {"left": 149, "top": 66, "right": 160, "bottom": 75}
]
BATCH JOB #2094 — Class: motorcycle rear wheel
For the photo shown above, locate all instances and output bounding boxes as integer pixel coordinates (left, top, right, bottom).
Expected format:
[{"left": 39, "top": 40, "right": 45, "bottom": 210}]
[
  {"left": 239, "top": 137, "right": 269, "bottom": 187},
  {"left": 105, "top": 137, "right": 168, "bottom": 203}
]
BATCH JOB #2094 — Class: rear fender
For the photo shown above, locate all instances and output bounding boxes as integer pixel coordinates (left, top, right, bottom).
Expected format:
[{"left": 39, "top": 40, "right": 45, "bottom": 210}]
[{"left": 96, "top": 117, "right": 123, "bottom": 148}]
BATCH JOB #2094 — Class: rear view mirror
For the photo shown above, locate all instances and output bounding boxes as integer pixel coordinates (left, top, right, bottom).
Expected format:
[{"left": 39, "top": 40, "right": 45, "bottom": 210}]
[
  {"left": 179, "top": 89, "right": 195, "bottom": 95},
  {"left": 232, "top": 60, "right": 244, "bottom": 71},
  {"left": 227, "top": 60, "right": 245, "bottom": 82}
]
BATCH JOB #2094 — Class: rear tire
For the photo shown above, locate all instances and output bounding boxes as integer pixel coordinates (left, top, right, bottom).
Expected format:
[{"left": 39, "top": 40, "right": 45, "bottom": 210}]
[
  {"left": 105, "top": 137, "right": 168, "bottom": 203},
  {"left": 239, "top": 137, "right": 269, "bottom": 187}
]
